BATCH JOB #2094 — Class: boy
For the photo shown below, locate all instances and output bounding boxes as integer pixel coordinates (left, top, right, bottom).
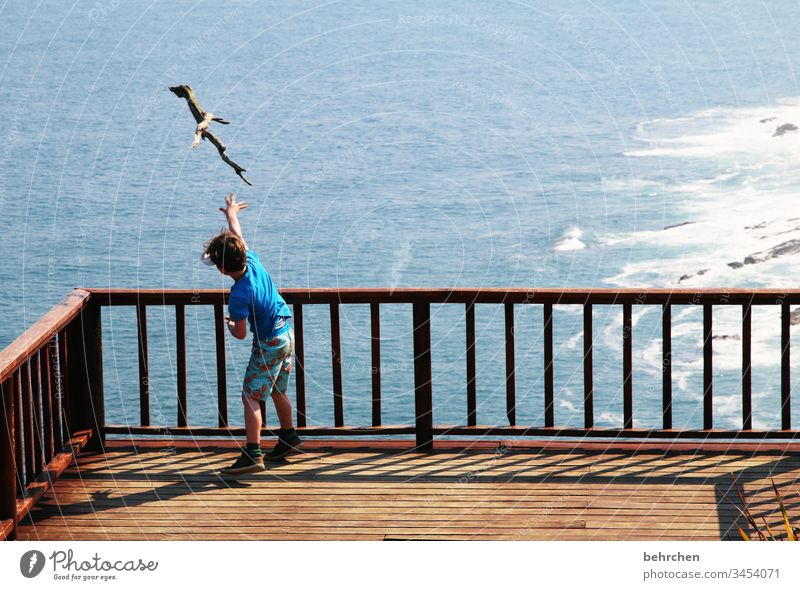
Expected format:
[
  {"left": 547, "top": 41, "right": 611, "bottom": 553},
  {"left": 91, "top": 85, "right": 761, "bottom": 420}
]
[{"left": 203, "top": 192, "right": 303, "bottom": 475}]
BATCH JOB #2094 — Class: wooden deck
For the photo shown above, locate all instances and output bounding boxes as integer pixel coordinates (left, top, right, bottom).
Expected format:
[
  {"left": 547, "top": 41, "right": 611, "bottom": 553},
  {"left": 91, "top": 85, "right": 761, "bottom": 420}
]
[{"left": 16, "top": 439, "right": 800, "bottom": 541}]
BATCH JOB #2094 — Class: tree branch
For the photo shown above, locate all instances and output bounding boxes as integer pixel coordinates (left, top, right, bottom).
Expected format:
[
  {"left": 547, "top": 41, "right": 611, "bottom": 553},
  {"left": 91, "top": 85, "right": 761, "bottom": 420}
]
[{"left": 169, "top": 84, "right": 250, "bottom": 185}]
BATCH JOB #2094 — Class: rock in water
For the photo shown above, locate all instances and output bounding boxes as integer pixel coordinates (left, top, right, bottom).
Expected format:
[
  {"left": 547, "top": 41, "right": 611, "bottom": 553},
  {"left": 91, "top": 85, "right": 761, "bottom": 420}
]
[
  {"left": 774, "top": 123, "right": 798, "bottom": 137},
  {"left": 764, "top": 239, "right": 800, "bottom": 259},
  {"left": 678, "top": 268, "right": 710, "bottom": 283},
  {"left": 663, "top": 221, "right": 695, "bottom": 230},
  {"left": 728, "top": 239, "right": 800, "bottom": 268}
]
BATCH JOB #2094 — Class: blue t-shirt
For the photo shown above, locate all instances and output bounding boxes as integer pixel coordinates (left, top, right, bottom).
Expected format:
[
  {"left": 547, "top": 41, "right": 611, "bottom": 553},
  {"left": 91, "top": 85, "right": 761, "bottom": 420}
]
[{"left": 228, "top": 250, "right": 292, "bottom": 339}]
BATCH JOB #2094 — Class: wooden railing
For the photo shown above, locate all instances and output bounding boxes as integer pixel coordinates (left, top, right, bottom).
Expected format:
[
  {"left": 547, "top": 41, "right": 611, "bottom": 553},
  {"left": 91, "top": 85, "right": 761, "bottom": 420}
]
[
  {"left": 0, "top": 289, "right": 102, "bottom": 541},
  {"left": 3, "top": 287, "right": 800, "bottom": 539}
]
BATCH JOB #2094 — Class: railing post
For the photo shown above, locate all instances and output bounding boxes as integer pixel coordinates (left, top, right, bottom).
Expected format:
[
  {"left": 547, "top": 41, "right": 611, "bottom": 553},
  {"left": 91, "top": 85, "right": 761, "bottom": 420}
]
[
  {"left": 213, "top": 303, "right": 228, "bottom": 428},
  {"left": 136, "top": 303, "right": 150, "bottom": 427},
  {"left": 703, "top": 304, "right": 713, "bottom": 430},
  {"left": 662, "top": 304, "right": 672, "bottom": 430},
  {"left": 370, "top": 303, "right": 382, "bottom": 427},
  {"left": 0, "top": 377, "right": 17, "bottom": 540},
  {"left": 742, "top": 303, "right": 752, "bottom": 430},
  {"left": 543, "top": 303, "right": 554, "bottom": 428},
  {"left": 293, "top": 304, "right": 306, "bottom": 427},
  {"left": 583, "top": 304, "right": 594, "bottom": 429},
  {"left": 504, "top": 303, "right": 516, "bottom": 427},
  {"left": 782, "top": 303, "right": 791, "bottom": 430},
  {"left": 330, "top": 304, "right": 344, "bottom": 427},
  {"left": 31, "top": 353, "right": 44, "bottom": 477},
  {"left": 40, "top": 343, "right": 55, "bottom": 463},
  {"left": 176, "top": 304, "right": 188, "bottom": 428},
  {"left": 13, "top": 372, "right": 22, "bottom": 493},
  {"left": 57, "top": 332, "right": 70, "bottom": 447},
  {"left": 466, "top": 302, "right": 477, "bottom": 426},
  {"left": 623, "top": 304, "right": 633, "bottom": 429},
  {"left": 413, "top": 302, "right": 433, "bottom": 451},
  {"left": 65, "top": 302, "right": 105, "bottom": 452},
  {"left": 21, "top": 361, "right": 34, "bottom": 484}
]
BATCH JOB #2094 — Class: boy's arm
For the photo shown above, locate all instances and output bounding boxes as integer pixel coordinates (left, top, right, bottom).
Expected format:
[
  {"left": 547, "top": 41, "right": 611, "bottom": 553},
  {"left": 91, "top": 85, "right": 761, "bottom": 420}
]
[
  {"left": 226, "top": 292, "right": 249, "bottom": 340},
  {"left": 219, "top": 192, "right": 248, "bottom": 249},
  {"left": 225, "top": 315, "right": 248, "bottom": 340}
]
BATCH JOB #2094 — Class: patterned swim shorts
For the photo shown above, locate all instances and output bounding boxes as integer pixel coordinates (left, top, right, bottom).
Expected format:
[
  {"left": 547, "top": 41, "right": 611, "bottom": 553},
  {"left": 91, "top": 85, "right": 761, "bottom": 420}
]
[{"left": 242, "top": 329, "right": 294, "bottom": 400}]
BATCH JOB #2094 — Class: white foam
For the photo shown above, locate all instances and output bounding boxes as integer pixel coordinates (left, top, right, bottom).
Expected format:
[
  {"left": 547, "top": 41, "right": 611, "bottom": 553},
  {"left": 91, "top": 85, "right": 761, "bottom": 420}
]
[
  {"left": 565, "top": 330, "right": 582, "bottom": 350},
  {"left": 554, "top": 226, "right": 586, "bottom": 251},
  {"left": 595, "top": 101, "right": 800, "bottom": 423},
  {"left": 559, "top": 398, "right": 577, "bottom": 413},
  {"left": 604, "top": 98, "right": 800, "bottom": 290},
  {"left": 601, "top": 177, "right": 664, "bottom": 193},
  {"left": 626, "top": 99, "right": 800, "bottom": 159},
  {"left": 597, "top": 411, "right": 623, "bottom": 426}
]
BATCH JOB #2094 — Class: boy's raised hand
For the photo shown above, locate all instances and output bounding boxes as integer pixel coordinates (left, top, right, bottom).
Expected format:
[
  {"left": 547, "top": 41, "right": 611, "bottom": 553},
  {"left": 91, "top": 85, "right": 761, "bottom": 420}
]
[{"left": 219, "top": 192, "right": 248, "bottom": 217}]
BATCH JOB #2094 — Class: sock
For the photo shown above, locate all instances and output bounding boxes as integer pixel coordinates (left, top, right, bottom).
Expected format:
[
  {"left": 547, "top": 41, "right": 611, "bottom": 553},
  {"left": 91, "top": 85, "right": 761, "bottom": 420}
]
[
  {"left": 278, "top": 428, "right": 297, "bottom": 441},
  {"left": 245, "top": 443, "right": 262, "bottom": 456}
]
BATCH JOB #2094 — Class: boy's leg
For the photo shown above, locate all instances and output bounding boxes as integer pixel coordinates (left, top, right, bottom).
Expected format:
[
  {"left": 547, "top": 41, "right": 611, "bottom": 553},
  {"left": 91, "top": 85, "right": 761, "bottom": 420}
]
[
  {"left": 220, "top": 343, "right": 267, "bottom": 475},
  {"left": 243, "top": 395, "right": 262, "bottom": 445},
  {"left": 241, "top": 343, "right": 267, "bottom": 448},
  {"left": 265, "top": 330, "right": 302, "bottom": 461},
  {"left": 220, "top": 395, "right": 265, "bottom": 474},
  {"left": 272, "top": 392, "right": 293, "bottom": 430},
  {"left": 269, "top": 329, "right": 295, "bottom": 429}
]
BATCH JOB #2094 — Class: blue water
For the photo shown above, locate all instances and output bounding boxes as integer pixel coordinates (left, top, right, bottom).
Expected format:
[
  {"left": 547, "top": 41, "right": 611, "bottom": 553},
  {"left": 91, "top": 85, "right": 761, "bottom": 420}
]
[{"left": 3, "top": 0, "right": 800, "bottom": 433}]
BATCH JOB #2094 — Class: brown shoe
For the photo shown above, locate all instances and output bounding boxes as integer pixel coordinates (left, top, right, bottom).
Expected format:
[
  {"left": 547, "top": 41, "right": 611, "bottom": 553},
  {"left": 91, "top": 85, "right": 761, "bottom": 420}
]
[
  {"left": 220, "top": 450, "right": 265, "bottom": 474},
  {"left": 264, "top": 432, "right": 304, "bottom": 462}
]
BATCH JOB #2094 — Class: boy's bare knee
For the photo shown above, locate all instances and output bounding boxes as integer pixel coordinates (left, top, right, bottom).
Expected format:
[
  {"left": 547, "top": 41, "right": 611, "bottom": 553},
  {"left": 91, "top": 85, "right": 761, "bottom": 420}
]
[{"left": 242, "top": 395, "right": 261, "bottom": 409}]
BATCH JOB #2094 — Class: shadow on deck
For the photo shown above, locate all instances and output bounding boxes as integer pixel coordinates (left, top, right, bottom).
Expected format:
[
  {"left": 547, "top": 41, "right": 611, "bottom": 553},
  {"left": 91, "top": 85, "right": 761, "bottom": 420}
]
[{"left": 16, "top": 439, "right": 800, "bottom": 541}]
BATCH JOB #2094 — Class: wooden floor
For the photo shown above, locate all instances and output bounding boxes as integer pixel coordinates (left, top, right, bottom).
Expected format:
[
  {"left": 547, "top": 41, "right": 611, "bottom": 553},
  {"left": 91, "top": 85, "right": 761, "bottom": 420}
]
[{"left": 16, "top": 438, "right": 800, "bottom": 540}]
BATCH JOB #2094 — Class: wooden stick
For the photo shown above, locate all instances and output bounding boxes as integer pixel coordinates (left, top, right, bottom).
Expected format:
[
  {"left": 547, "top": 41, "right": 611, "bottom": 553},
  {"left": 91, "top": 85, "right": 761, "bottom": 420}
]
[
  {"left": 192, "top": 113, "right": 213, "bottom": 149},
  {"left": 168, "top": 85, "right": 252, "bottom": 186}
]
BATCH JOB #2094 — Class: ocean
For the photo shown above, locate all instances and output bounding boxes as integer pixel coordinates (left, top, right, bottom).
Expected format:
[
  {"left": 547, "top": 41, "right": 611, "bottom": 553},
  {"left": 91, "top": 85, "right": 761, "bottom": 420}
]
[{"left": 2, "top": 0, "right": 800, "bottom": 432}]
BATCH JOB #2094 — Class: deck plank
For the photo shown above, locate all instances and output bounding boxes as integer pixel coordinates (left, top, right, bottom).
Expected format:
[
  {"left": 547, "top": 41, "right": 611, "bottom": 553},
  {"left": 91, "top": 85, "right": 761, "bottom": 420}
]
[{"left": 17, "top": 439, "right": 800, "bottom": 541}]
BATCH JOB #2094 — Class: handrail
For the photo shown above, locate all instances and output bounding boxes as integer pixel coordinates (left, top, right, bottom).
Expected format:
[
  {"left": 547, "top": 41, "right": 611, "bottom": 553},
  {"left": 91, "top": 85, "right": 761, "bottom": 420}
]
[
  {"left": 0, "top": 289, "right": 91, "bottom": 381},
  {"left": 86, "top": 287, "right": 800, "bottom": 305}
]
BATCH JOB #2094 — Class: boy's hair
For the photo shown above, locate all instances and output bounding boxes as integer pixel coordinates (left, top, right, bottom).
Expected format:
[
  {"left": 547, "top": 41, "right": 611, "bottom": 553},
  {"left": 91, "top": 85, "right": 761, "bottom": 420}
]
[{"left": 204, "top": 230, "right": 247, "bottom": 273}]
